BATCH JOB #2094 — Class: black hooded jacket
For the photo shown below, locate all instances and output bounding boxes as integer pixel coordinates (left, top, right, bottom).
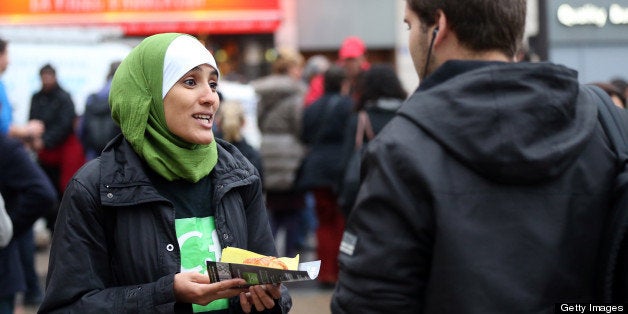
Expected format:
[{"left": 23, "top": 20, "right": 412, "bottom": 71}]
[{"left": 332, "top": 61, "right": 621, "bottom": 313}]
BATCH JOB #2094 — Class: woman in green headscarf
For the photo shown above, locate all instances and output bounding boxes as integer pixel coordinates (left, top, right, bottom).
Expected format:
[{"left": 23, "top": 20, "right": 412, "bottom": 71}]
[{"left": 40, "top": 33, "right": 291, "bottom": 314}]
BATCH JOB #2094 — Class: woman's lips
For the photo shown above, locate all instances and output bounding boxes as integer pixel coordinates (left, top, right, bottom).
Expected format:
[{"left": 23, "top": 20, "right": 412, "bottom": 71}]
[{"left": 193, "top": 113, "right": 213, "bottom": 128}]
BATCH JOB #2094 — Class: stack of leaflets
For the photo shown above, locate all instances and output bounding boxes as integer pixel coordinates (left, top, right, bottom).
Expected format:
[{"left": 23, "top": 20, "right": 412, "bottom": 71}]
[{"left": 206, "top": 247, "right": 320, "bottom": 286}]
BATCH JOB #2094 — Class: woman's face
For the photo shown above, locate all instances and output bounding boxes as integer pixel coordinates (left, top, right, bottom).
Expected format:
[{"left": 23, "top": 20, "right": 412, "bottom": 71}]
[{"left": 163, "top": 64, "right": 220, "bottom": 145}]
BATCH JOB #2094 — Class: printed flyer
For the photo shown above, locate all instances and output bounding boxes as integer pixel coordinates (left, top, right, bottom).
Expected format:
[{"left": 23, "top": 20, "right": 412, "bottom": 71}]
[{"left": 206, "top": 260, "right": 321, "bottom": 286}]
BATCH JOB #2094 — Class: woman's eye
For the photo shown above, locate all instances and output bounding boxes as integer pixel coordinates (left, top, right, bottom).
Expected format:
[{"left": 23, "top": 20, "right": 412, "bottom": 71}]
[
  {"left": 209, "top": 82, "right": 218, "bottom": 91},
  {"left": 183, "top": 78, "right": 196, "bottom": 87}
]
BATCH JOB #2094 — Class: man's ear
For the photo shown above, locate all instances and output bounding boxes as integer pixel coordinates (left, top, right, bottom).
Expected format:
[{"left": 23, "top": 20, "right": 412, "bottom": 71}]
[{"left": 432, "top": 10, "right": 448, "bottom": 46}]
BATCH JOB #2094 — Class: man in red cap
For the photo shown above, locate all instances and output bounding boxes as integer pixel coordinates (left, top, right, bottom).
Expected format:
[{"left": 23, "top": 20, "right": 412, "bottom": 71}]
[
  {"left": 304, "top": 36, "right": 370, "bottom": 106},
  {"left": 337, "top": 36, "right": 370, "bottom": 97}
]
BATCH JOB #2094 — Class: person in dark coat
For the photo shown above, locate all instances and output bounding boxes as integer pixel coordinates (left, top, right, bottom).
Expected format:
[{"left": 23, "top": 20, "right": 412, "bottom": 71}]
[
  {"left": 332, "top": 0, "right": 628, "bottom": 313},
  {"left": 29, "top": 63, "right": 85, "bottom": 233},
  {"left": 590, "top": 81, "right": 626, "bottom": 109},
  {"left": 298, "top": 65, "right": 352, "bottom": 287},
  {"left": 78, "top": 61, "right": 122, "bottom": 160},
  {"left": 338, "top": 64, "right": 407, "bottom": 216},
  {"left": 0, "top": 134, "right": 56, "bottom": 314},
  {"left": 40, "top": 33, "right": 290, "bottom": 314}
]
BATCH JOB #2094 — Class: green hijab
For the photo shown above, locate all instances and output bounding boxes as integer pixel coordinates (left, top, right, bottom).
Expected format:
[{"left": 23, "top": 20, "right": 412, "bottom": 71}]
[{"left": 110, "top": 33, "right": 218, "bottom": 182}]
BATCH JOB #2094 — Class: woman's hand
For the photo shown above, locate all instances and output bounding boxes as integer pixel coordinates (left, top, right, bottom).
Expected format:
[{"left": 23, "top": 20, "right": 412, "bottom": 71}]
[
  {"left": 174, "top": 272, "right": 248, "bottom": 306},
  {"left": 239, "top": 283, "right": 282, "bottom": 313}
]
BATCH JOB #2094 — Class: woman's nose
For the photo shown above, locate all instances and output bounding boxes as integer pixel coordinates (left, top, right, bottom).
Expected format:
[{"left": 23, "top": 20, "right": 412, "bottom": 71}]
[{"left": 200, "top": 86, "right": 218, "bottom": 106}]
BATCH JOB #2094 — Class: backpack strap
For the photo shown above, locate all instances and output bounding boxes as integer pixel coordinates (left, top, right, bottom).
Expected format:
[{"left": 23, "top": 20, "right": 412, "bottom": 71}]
[
  {"left": 588, "top": 84, "right": 628, "bottom": 302},
  {"left": 354, "top": 110, "right": 375, "bottom": 149}
]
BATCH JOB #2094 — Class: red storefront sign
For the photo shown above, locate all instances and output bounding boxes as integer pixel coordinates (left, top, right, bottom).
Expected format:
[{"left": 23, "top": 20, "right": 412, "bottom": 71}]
[{"left": 0, "top": 0, "right": 282, "bottom": 35}]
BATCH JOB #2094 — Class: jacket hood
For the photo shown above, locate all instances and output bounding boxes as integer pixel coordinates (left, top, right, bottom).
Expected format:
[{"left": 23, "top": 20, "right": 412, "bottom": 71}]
[{"left": 399, "top": 60, "right": 597, "bottom": 184}]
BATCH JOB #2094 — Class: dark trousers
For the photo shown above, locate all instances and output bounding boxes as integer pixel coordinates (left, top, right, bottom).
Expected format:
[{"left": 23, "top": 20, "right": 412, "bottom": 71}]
[
  {"left": 40, "top": 164, "right": 61, "bottom": 233},
  {"left": 270, "top": 209, "right": 304, "bottom": 258},
  {"left": 17, "top": 228, "right": 42, "bottom": 299},
  {"left": 0, "top": 296, "right": 14, "bottom": 314},
  {"left": 266, "top": 191, "right": 305, "bottom": 258}
]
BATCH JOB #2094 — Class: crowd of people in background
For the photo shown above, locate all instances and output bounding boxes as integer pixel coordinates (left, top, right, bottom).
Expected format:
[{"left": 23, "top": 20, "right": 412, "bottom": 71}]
[
  {"left": 2, "top": 0, "right": 628, "bottom": 311},
  {"left": 0, "top": 31, "right": 397, "bottom": 312}
]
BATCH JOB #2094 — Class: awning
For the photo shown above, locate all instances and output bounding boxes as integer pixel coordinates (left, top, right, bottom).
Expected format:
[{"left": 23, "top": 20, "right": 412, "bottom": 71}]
[{"left": 0, "top": 0, "right": 282, "bottom": 35}]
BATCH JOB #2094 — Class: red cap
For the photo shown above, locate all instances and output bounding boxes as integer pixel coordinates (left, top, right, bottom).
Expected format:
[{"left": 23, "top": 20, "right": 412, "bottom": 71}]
[{"left": 339, "top": 36, "right": 366, "bottom": 60}]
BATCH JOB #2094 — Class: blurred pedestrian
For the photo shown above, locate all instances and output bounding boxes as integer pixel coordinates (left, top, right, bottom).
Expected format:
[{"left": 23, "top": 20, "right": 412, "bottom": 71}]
[
  {"left": 591, "top": 81, "right": 626, "bottom": 109},
  {"left": 78, "top": 61, "right": 122, "bottom": 160},
  {"left": 337, "top": 36, "right": 370, "bottom": 98},
  {"left": 297, "top": 65, "right": 353, "bottom": 288},
  {"left": 40, "top": 33, "right": 290, "bottom": 313},
  {"left": 0, "top": 134, "right": 57, "bottom": 314},
  {"left": 303, "top": 55, "right": 331, "bottom": 107},
  {"left": 0, "top": 194, "right": 11, "bottom": 248},
  {"left": 1, "top": 40, "right": 49, "bottom": 309},
  {"left": 611, "top": 77, "right": 628, "bottom": 102},
  {"left": 252, "top": 47, "right": 307, "bottom": 258},
  {"left": 0, "top": 38, "right": 44, "bottom": 146},
  {"left": 332, "top": 0, "right": 628, "bottom": 312},
  {"left": 299, "top": 54, "right": 331, "bottom": 256},
  {"left": 304, "top": 37, "right": 370, "bottom": 107},
  {"left": 216, "top": 99, "right": 264, "bottom": 178},
  {"left": 303, "top": 55, "right": 330, "bottom": 86},
  {"left": 0, "top": 38, "right": 9, "bottom": 137},
  {"left": 337, "top": 64, "right": 407, "bottom": 217},
  {"left": 29, "top": 63, "right": 85, "bottom": 233}
]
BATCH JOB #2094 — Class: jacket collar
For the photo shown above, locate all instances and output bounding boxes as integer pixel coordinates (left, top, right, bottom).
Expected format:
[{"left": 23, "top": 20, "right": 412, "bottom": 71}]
[
  {"left": 98, "top": 136, "right": 257, "bottom": 207},
  {"left": 418, "top": 60, "right": 506, "bottom": 92}
]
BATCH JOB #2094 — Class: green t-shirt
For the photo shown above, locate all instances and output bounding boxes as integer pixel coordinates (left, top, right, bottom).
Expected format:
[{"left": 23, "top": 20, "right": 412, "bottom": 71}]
[{"left": 151, "top": 173, "right": 228, "bottom": 313}]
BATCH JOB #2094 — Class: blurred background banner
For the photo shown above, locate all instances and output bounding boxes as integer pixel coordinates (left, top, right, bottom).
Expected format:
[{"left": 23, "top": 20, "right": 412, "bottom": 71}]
[
  {"left": 0, "top": 0, "right": 282, "bottom": 35},
  {"left": 1, "top": 0, "right": 628, "bottom": 129}
]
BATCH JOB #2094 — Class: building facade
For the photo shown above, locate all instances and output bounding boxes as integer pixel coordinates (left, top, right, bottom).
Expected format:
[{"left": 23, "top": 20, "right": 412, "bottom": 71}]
[{"left": 548, "top": 0, "right": 628, "bottom": 83}]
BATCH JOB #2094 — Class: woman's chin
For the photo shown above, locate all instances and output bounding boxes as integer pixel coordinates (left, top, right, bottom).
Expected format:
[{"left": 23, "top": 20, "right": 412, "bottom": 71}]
[{"left": 184, "top": 133, "right": 215, "bottom": 145}]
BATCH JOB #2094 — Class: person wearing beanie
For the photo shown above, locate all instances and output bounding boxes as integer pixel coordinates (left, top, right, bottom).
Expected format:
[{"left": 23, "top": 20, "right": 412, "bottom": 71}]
[{"left": 41, "top": 33, "right": 290, "bottom": 314}]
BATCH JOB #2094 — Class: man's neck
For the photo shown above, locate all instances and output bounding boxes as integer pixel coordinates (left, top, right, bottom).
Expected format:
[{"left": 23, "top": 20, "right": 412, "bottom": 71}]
[
  {"left": 465, "top": 50, "right": 513, "bottom": 62},
  {"left": 436, "top": 32, "right": 513, "bottom": 63}
]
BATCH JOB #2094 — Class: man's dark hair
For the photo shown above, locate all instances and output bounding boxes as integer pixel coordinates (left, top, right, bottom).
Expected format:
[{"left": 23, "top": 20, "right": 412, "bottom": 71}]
[
  {"left": 592, "top": 82, "right": 626, "bottom": 108},
  {"left": 324, "top": 65, "right": 346, "bottom": 94},
  {"left": 406, "top": 0, "right": 526, "bottom": 57},
  {"left": 0, "top": 38, "right": 7, "bottom": 55},
  {"left": 40, "top": 63, "right": 56, "bottom": 76},
  {"left": 611, "top": 77, "right": 627, "bottom": 94},
  {"left": 355, "top": 64, "right": 407, "bottom": 110}
]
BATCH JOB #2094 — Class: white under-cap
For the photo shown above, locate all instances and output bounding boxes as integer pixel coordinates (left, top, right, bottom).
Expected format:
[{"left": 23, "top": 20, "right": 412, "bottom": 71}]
[{"left": 162, "top": 35, "right": 219, "bottom": 99}]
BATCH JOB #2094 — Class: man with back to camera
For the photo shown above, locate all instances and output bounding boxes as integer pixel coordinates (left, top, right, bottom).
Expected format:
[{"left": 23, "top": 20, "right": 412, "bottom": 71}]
[{"left": 331, "top": 0, "right": 628, "bottom": 313}]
